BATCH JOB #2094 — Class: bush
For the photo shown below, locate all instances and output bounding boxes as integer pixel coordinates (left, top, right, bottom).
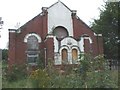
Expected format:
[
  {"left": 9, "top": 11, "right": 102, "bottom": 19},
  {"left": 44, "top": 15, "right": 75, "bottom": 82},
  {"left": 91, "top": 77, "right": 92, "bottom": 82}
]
[
  {"left": 5, "top": 64, "right": 27, "bottom": 82},
  {"left": 78, "top": 54, "right": 118, "bottom": 88},
  {"left": 29, "top": 69, "right": 51, "bottom": 88}
]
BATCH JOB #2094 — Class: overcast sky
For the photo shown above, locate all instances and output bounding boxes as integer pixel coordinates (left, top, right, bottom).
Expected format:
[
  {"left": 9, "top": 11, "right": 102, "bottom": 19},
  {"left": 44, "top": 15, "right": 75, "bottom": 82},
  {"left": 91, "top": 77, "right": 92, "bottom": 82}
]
[{"left": 0, "top": 0, "right": 105, "bottom": 49}]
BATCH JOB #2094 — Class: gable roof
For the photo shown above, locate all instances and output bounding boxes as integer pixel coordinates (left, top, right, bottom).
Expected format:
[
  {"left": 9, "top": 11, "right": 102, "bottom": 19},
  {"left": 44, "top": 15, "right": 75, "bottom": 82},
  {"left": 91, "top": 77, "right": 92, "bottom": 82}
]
[
  {"left": 14, "top": 0, "right": 95, "bottom": 34},
  {"left": 47, "top": 0, "right": 72, "bottom": 12},
  {"left": 16, "top": 1, "right": 72, "bottom": 32}
]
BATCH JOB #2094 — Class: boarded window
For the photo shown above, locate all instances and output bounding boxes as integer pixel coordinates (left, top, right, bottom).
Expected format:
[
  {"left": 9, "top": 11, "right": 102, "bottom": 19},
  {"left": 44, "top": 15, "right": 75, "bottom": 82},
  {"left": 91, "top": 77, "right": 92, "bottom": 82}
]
[
  {"left": 72, "top": 49, "right": 78, "bottom": 60},
  {"left": 62, "top": 49, "right": 68, "bottom": 61}
]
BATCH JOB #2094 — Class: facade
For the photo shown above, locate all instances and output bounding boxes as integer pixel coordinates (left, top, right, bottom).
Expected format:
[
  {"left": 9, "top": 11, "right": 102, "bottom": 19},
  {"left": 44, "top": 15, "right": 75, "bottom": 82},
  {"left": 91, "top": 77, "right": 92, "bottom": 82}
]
[{"left": 8, "top": 1, "right": 103, "bottom": 68}]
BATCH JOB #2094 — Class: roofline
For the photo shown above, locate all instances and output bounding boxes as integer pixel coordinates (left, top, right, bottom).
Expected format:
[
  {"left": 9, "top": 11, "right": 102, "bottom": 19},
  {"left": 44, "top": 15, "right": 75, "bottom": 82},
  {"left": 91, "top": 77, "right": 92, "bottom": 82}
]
[
  {"left": 47, "top": 1, "right": 72, "bottom": 12},
  {"left": 16, "top": 1, "right": 74, "bottom": 32},
  {"left": 17, "top": 13, "right": 42, "bottom": 32},
  {"left": 75, "top": 16, "right": 96, "bottom": 33},
  {"left": 8, "top": 29, "right": 16, "bottom": 33}
]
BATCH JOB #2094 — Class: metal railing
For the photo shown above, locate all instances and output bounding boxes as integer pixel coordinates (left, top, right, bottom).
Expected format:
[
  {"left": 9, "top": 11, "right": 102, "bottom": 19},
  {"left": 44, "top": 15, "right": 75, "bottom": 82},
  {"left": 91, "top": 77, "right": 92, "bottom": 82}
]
[{"left": 106, "top": 59, "right": 118, "bottom": 70}]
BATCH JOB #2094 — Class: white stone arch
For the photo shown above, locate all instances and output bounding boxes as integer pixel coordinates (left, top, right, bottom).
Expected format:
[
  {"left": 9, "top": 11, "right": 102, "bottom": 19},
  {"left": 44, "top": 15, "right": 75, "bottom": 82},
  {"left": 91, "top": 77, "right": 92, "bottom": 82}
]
[
  {"left": 59, "top": 46, "right": 70, "bottom": 64},
  {"left": 80, "top": 34, "right": 93, "bottom": 44},
  {"left": 59, "top": 45, "right": 69, "bottom": 53},
  {"left": 24, "top": 33, "right": 41, "bottom": 43},
  {"left": 79, "top": 35, "right": 93, "bottom": 52},
  {"left": 83, "top": 36, "right": 93, "bottom": 44},
  {"left": 59, "top": 46, "right": 69, "bottom": 59},
  {"left": 71, "top": 46, "right": 80, "bottom": 53}
]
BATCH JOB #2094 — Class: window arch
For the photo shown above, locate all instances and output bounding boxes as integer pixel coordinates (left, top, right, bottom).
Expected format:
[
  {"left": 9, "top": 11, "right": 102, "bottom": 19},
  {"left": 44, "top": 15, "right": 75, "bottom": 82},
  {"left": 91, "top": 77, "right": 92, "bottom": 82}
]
[
  {"left": 53, "top": 26, "right": 68, "bottom": 40},
  {"left": 24, "top": 33, "right": 41, "bottom": 65},
  {"left": 24, "top": 33, "right": 41, "bottom": 43}
]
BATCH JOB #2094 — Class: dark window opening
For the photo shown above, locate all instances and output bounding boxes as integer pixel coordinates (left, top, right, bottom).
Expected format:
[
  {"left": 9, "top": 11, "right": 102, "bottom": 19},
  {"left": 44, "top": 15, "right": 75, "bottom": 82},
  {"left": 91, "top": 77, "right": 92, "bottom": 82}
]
[
  {"left": 27, "top": 35, "right": 39, "bottom": 50},
  {"left": 53, "top": 26, "right": 68, "bottom": 40}
]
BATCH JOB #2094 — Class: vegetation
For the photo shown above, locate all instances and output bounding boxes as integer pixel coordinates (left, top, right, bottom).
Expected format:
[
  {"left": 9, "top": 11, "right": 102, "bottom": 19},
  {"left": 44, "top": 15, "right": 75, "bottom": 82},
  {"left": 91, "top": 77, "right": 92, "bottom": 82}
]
[
  {"left": 2, "top": 54, "right": 118, "bottom": 88},
  {"left": 2, "top": 49, "right": 8, "bottom": 61},
  {"left": 91, "top": 2, "right": 119, "bottom": 59}
]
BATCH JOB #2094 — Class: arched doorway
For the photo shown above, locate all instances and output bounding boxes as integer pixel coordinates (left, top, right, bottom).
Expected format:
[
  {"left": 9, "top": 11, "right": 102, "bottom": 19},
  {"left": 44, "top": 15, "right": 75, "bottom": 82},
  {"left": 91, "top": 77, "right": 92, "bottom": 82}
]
[{"left": 62, "top": 49, "right": 68, "bottom": 63}]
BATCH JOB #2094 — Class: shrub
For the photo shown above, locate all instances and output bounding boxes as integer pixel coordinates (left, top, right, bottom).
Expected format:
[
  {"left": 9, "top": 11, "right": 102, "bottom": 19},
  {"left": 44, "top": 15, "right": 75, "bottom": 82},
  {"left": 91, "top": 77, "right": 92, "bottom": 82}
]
[
  {"left": 78, "top": 54, "right": 118, "bottom": 88},
  {"left": 5, "top": 64, "right": 27, "bottom": 82},
  {"left": 29, "top": 69, "right": 51, "bottom": 88}
]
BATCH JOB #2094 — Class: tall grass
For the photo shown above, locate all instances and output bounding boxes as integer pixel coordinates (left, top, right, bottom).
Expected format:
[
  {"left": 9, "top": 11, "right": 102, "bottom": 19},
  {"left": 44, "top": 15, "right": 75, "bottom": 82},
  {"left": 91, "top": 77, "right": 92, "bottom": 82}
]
[{"left": 2, "top": 55, "right": 119, "bottom": 88}]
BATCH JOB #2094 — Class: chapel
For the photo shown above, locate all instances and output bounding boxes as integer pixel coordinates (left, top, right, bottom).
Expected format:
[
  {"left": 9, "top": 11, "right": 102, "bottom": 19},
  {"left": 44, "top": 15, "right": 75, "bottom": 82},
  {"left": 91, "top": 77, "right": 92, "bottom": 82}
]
[{"left": 8, "top": 1, "right": 103, "bottom": 68}]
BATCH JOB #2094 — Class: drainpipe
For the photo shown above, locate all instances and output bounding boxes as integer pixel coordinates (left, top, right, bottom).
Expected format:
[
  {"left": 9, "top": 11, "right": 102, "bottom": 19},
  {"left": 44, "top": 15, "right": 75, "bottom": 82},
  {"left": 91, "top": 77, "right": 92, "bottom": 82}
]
[{"left": 44, "top": 48, "right": 47, "bottom": 68}]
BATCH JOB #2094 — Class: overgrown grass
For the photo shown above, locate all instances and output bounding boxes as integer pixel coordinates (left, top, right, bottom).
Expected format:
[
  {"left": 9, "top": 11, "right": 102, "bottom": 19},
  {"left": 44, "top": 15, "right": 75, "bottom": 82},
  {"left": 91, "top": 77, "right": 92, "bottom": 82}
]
[
  {"left": 2, "top": 55, "right": 119, "bottom": 88},
  {"left": 2, "top": 70, "right": 118, "bottom": 88},
  {"left": 2, "top": 78, "right": 32, "bottom": 88}
]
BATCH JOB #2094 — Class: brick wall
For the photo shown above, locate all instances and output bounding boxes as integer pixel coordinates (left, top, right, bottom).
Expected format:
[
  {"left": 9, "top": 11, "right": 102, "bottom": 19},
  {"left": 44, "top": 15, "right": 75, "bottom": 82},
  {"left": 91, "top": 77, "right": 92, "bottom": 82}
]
[
  {"left": 72, "top": 15, "right": 103, "bottom": 56},
  {"left": 8, "top": 12, "right": 48, "bottom": 66}
]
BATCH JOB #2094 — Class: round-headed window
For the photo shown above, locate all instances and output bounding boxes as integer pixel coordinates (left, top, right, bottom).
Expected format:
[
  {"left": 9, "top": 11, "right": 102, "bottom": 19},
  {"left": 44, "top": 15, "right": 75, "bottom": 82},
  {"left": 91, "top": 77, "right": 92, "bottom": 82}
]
[
  {"left": 53, "top": 26, "right": 68, "bottom": 40},
  {"left": 27, "top": 35, "right": 39, "bottom": 50}
]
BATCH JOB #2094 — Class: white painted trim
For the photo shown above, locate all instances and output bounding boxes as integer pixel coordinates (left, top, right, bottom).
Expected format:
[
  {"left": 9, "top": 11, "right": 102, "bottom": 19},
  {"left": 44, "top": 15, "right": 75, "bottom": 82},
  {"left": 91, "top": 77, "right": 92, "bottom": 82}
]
[
  {"left": 83, "top": 36, "right": 93, "bottom": 44},
  {"left": 46, "top": 34, "right": 54, "bottom": 38},
  {"left": 59, "top": 46, "right": 71, "bottom": 64},
  {"left": 9, "top": 30, "right": 16, "bottom": 33},
  {"left": 9, "top": 29, "right": 16, "bottom": 33},
  {"left": 27, "top": 54, "right": 38, "bottom": 57},
  {"left": 94, "top": 33, "right": 97, "bottom": 36},
  {"left": 94, "top": 33, "right": 102, "bottom": 36},
  {"left": 47, "top": 1, "right": 73, "bottom": 36},
  {"left": 97, "top": 34, "right": 102, "bottom": 36},
  {"left": 24, "top": 33, "right": 41, "bottom": 43},
  {"left": 79, "top": 37, "right": 84, "bottom": 52},
  {"left": 54, "top": 36, "right": 59, "bottom": 52}
]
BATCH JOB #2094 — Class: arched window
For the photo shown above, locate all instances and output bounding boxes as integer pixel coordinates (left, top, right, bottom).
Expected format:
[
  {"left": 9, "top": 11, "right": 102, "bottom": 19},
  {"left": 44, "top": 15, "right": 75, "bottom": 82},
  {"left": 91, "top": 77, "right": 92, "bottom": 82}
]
[
  {"left": 26, "top": 34, "right": 40, "bottom": 65},
  {"left": 27, "top": 35, "right": 39, "bottom": 50},
  {"left": 72, "top": 49, "right": 78, "bottom": 63},
  {"left": 53, "top": 26, "right": 68, "bottom": 40},
  {"left": 62, "top": 49, "right": 68, "bottom": 63}
]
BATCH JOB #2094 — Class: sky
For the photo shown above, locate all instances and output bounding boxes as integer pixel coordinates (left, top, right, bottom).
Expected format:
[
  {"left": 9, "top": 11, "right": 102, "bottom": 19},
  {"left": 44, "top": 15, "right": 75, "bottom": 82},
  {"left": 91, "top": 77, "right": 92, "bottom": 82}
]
[{"left": 0, "top": 0, "right": 105, "bottom": 49}]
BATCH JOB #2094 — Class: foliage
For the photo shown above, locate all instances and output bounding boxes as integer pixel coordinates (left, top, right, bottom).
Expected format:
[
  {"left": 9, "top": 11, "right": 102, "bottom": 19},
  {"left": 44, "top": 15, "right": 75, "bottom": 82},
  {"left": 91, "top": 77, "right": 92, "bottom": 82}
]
[
  {"left": 3, "top": 64, "right": 27, "bottom": 82},
  {"left": 29, "top": 69, "right": 51, "bottom": 88},
  {"left": 2, "top": 54, "right": 118, "bottom": 88},
  {"left": 91, "top": 2, "right": 119, "bottom": 59},
  {"left": 2, "top": 78, "right": 32, "bottom": 88},
  {"left": 50, "top": 74, "right": 83, "bottom": 88},
  {"left": 37, "top": 53, "right": 45, "bottom": 69},
  {"left": 78, "top": 54, "right": 118, "bottom": 88},
  {"left": 2, "top": 49, "right": 8, "bottom": 61}
]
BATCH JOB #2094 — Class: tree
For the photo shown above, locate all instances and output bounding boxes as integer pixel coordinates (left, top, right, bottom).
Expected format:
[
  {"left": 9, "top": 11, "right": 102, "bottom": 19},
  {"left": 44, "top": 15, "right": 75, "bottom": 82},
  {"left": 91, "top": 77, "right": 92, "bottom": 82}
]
[
  {"left": 0, "top": 17, "right": 4, "bottom": 38},
  {"left": 91, "top": 2, "right": 119, "bottom": 59},
  {"left": 2, "top": 49, "right": 8, "bottom": 61}
]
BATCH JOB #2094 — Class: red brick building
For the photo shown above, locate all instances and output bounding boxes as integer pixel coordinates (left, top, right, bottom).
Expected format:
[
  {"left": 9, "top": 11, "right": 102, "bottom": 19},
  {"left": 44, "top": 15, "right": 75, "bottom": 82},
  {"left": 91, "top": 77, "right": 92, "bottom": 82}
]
[{"left": 8, "top": 1, "right": 103, "bottom": 68}]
